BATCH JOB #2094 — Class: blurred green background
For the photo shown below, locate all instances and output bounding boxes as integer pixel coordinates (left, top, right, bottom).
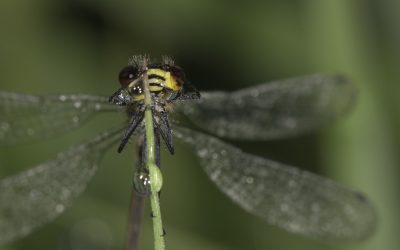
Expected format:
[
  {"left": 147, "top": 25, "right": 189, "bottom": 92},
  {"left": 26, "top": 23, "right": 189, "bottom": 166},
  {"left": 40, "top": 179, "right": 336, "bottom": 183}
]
[{"left": 0, "top": 0, "right": 399, "bottom": 249}]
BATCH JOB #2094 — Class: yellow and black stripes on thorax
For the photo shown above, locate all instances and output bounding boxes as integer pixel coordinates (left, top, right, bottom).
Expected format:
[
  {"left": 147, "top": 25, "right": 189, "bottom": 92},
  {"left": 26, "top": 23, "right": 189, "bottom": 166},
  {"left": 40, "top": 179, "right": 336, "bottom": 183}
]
[
  {"left": 147, "top": 68, "right": 182, "bottom": 91},
  {"left": 126, "top": 68, "right": 183, "bottom": 101}
]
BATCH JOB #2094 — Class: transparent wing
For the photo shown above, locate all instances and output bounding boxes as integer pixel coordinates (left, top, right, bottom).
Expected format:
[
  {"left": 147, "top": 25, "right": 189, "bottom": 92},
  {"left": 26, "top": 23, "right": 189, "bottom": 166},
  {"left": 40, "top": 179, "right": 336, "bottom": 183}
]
[
  {"left": 174, "top": 126, "right": 376, "bottom": 241},
  {"left": 0, "top": 92, "right": 121, "bottom": 144},
  {"left": 0, "top": 128, "right": 123, "bottom": 245},
  {"left": 178, "top": 74, "right": 356, "bottom": 140}
]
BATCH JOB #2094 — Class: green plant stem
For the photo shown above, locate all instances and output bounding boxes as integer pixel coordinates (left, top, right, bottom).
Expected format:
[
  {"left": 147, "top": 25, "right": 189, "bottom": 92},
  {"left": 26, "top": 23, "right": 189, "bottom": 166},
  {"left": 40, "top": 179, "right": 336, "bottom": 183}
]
[{"left": 142, "top": 69, "right": 166, "bottom": 250}]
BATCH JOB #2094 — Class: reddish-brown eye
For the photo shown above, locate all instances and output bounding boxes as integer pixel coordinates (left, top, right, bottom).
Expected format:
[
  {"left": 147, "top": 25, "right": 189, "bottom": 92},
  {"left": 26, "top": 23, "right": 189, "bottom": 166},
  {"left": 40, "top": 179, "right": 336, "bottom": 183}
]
[
  {"left": 118, "top": 65, "right": 139, "bottom": 87},
  {"left": 170, "top": 65, "right": 185, "bottom": 80}
]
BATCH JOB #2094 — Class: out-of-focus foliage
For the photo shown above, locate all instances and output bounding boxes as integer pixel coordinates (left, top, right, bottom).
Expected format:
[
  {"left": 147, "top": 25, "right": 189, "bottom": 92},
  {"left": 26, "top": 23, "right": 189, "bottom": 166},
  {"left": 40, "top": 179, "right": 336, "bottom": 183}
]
[{"left": 0, "top": 1, "right": 399, "bottom": 250}]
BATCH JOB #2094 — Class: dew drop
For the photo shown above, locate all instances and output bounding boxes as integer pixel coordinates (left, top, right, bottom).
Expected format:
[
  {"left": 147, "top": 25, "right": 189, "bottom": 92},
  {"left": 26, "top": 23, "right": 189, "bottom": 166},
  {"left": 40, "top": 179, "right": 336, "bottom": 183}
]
[
  {"left": 133, "top": 166, "right": 151, "bottom": 196},
  {"left": 245, "top": 176, "right": 254, "bottom": 184},
  {"left": 74, "top": 101, "right": 82, "bottom": 108},
  {"left": 59, "top": 95, "right": 67, "bottom": 101},
  {"left": 198, "top": 149, "right": 208, "bottom": 158},
  {"left": 55, "top": 204, "right": 65, "bottom": 213},
  {"left": 211, "top": 153, "right": 219, "bottom": 160}
]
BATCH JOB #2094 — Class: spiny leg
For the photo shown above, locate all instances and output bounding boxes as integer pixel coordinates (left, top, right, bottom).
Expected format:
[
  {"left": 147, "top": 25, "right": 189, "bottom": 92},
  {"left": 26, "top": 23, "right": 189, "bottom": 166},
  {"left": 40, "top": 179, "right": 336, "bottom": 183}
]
[
  {"left": 156, "top": 111, "right": 174, "bottom": 155},
  {"left": 118, "top": 111, "right": 144, "bottom": 153}
]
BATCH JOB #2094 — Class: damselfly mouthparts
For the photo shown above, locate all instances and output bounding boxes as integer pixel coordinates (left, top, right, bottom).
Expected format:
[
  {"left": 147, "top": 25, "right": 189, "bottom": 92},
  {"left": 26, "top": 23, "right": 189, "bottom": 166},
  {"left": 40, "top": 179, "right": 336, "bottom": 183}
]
[{"left": 0, "top": 56, "right": 376, "bottom": 246}]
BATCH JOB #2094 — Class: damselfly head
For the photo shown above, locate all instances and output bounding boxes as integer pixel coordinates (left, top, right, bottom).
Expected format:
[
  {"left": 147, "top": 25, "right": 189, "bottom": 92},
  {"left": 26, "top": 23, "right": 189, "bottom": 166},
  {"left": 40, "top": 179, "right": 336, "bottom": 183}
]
[{"left": 110, "top": 56, "right": 200, "bottom": 106}]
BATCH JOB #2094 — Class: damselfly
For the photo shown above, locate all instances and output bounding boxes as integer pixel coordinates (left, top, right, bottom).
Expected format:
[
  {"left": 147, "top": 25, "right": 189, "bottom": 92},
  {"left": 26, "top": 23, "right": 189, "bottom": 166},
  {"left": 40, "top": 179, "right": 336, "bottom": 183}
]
[{"left": 0, "top": 56, "right": 376, "bottom": 246}]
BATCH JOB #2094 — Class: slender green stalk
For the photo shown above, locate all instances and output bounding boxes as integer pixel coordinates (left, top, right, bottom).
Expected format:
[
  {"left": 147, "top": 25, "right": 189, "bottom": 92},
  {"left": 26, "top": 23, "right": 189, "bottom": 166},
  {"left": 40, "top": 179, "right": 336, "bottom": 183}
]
[{"left": 142, "top": 68, "right": 166, "bottom": 250}]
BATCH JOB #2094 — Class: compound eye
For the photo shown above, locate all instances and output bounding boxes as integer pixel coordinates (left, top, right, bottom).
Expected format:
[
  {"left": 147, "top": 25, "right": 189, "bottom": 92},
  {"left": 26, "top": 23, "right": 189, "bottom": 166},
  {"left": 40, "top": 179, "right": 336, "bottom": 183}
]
[
  {"left": 170, "top": 65, "right": 185, "bottom": 79},
  {"left": 118, "top": 65, "right": 139, "bottom": 87}
]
